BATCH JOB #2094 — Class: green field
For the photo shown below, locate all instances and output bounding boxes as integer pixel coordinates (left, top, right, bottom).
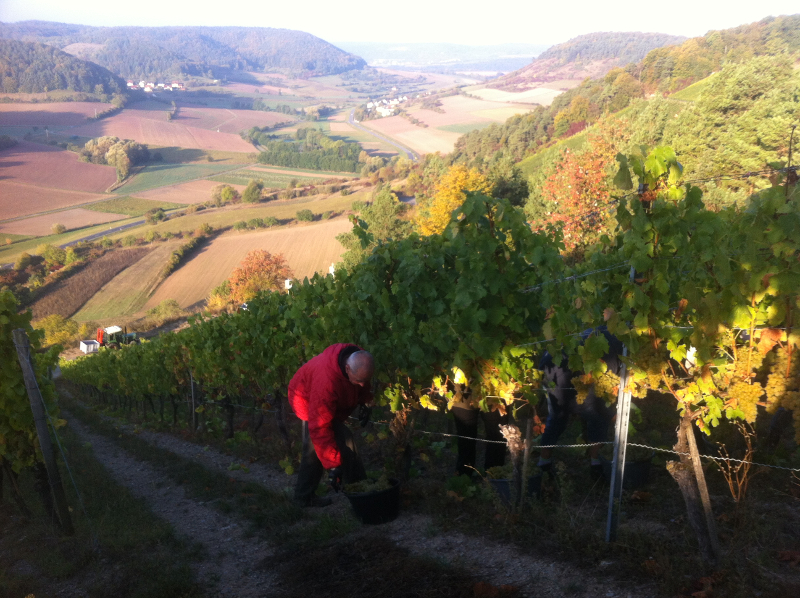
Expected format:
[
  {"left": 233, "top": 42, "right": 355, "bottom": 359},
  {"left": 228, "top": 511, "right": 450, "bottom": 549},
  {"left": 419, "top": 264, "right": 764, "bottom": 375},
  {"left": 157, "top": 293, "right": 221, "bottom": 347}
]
[
  {"left": 114, "top": 163, "right": 240, "bottom": 195},
  {"left": 0, "top": 217, "right": 139, "bottom": 264},
  {"left": 0, "top": 233, "right": 31, "bottom": 244},
  {"left": 150, "top": 146, "right": 257, "bottom": 165},
  {"left": 519, "top": 131, "right": 589, "bottom": 178},
  {"left": 437, "top": 122, "right": 495, "bottom": 134},
  {"left": 85, "top": 196, "right": 186, "bottom": 217},
  {"left": 105, "top": 191, "right": 366, "bottom": 241},
  {"left": 209, "top": 171, "right": 323, "bottom": 188}
]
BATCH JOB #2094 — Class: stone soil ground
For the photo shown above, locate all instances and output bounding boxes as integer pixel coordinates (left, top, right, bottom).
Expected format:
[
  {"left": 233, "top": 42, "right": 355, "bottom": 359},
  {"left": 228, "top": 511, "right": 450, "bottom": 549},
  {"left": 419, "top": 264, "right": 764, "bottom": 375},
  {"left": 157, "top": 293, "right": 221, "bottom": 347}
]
[{"left": 62, "top": 405, "right": 655, "bottom": 598}]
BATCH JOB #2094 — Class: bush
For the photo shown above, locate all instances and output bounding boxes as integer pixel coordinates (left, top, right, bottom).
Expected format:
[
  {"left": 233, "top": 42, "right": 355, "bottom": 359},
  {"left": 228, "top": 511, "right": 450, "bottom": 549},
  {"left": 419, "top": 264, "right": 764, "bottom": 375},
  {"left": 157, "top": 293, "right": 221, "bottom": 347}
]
[
  {"left": 196, "top": 223, "right": 213, "bottom": 236},
  {"left": 14, "top": 252, "right": 33, "bottom": 271},
  {"left": 145, "top": 299, "right": 184, "bottom": 327},
  {"left": 145, "top": 208, "right": 166, "bottom": 225},
  {"left": 51, "top": 223, "right": 66, "bottom": 235},
  {"left": 247, "top": 218, "right": 265, "bottom": 229},
  {"left": 34, "top": 314, "right": 79, "bottom": 347},
  {"left": 122, "top": 235, "right": 138, "bottom": 247},
  {"left": 100, "top": 236, "right": 114, "bottom": 249},
  {"left": 144, "top": 230, "right": 161, "bottom": 243},
  {"left": 351, "top": 200, "right": 367, "bottom": 212},
  {"left": 340, "top": 187, "right": 351, "bottom": 196},
  {"left": 233, "top": 221, "right": 248, "bottom": 231},
  {"left": 242, "top": 179, "right": 264, "bottom": 203},
  {"left": 264, "top": 216, "right": 279, "bottom": 227},
  {"left": 296, "top": 209, "right": 314, "bottom": 222},
  {"left": 321, "top": 211, "right": 333, "bottom": 220}
]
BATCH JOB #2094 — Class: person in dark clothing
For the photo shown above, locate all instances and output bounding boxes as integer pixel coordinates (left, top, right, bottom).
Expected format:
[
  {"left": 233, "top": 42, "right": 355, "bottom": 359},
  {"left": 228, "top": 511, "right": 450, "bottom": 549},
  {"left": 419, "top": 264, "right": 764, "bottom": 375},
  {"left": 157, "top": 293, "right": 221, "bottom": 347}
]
[
  {"left": 452, "top": 403, "right": 509, "bottom": 476},
  {"left": 538, "top": 328, "right": 624, "bottom": 478},
  {"left": 288, "top": 344, "right": 374, "bottom": 507}
]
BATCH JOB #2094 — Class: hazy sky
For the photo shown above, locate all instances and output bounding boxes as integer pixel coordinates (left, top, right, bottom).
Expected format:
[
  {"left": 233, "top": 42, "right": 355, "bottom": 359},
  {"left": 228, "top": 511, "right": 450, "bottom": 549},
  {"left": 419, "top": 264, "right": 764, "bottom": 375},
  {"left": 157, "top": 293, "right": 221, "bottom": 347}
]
[{"left": 1, "top": 0, "right": 797, "bottom": 46}]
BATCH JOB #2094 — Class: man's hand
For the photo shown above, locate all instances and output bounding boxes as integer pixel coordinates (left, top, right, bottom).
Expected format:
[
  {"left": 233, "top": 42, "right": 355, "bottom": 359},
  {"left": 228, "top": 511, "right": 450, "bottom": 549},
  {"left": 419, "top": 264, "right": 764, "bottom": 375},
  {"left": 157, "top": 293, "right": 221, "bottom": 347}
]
[
  {"left": 328, "top": 467, "right": 342, "bottom": 492},
  {"left": 358, "top": 404, "right": 372, "bottom": 427}
]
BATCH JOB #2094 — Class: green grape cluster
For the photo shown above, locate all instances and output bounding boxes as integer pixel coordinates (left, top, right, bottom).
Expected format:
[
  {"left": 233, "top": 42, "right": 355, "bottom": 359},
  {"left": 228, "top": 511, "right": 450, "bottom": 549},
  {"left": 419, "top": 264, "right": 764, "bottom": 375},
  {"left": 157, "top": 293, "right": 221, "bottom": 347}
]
[
  {"left": 571, "top": 376, "right": 590, "bottom": 404},
  {"left": 728, "top": 381, "right": 764, "bottom": 423},
  {"left": 630, "top": 344, "right": 667, "bottom": 397},
  {"left": 571, "top": 369, "right": 621, "bottom": 405},
  {"left": 764, "top": 347, "right": 800, "bottom": 413},
  {"left": 733, "top": 346, "right": 765, "bottom": 382}
]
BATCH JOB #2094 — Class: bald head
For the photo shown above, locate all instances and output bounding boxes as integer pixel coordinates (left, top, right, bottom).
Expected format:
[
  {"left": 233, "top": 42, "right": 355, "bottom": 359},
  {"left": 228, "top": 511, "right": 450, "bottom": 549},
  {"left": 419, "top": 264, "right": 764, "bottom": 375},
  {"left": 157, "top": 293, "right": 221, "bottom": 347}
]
[{"left": 345, "top": 351, "right": 374, "bottom": 387}]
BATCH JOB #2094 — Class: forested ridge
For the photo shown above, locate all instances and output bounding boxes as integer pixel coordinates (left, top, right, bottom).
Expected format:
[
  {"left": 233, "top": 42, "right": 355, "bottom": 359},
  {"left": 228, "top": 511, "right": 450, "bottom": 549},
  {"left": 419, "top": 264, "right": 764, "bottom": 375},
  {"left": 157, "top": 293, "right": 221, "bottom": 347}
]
[
  {"left": 0, "top": 38, "right": 125, "bottom": 94},
  {"left": 0, "top": 21, "right": 366, "bottom": 79},
  {"left": 452, "top": 14, "right": 800, "bottom": 167},
  {"left": 536, "top": 31, "right": 686, "bottom": 66}
]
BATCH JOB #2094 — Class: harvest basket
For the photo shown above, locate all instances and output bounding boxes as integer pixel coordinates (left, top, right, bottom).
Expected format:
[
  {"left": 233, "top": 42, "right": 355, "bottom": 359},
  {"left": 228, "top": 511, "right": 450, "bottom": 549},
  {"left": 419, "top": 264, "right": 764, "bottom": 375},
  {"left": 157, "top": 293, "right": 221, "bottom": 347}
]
[{"left": 344, "top": 478, "right": 401, "bottom": 524}]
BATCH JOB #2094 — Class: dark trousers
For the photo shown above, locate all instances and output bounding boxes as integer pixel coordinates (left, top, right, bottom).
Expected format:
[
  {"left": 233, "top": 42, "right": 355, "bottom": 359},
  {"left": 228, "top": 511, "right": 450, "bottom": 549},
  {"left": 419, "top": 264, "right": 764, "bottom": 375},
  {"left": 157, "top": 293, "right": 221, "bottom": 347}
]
[
  {"left": 540, "top": 390, "right": 611, "bottom": 447},
  {"left": 294, "top": 420, "right": 366, "bottom": 504},
  {"left": 452, "top": 406, "right": 509, "bottom": 476}
]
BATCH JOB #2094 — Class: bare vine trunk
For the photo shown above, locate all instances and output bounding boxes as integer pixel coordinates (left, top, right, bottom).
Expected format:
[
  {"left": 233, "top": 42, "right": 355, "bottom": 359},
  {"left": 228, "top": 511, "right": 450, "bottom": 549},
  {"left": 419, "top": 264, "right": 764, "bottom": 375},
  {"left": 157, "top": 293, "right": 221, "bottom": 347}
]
[{"left": 666, "top": 415, "right": 720, "bottom": 565}]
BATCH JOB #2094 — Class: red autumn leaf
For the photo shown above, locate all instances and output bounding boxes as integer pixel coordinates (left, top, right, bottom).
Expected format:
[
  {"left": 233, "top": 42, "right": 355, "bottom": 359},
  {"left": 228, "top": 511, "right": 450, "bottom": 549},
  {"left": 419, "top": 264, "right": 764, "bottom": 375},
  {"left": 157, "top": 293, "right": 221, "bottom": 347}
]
[
  {"left": 758, "top": 328, "right": 783, "bottom": 355},
  {"left": 603, "top": 307, "right": 615, "bottom": 321}
]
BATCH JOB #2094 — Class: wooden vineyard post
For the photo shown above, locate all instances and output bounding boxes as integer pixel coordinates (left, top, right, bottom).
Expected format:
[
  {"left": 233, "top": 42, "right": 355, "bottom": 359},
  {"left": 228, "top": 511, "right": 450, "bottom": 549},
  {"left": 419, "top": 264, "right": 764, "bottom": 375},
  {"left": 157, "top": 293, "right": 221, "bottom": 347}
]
[
  {"left": 521, "top": 416, "right": 533, "bottom": 509},
  {"left": 684, "top": 415, "right": 721, "bottom": 563},
  {"left": 12, "top": 329, "right": 74, "bottom": 535}
]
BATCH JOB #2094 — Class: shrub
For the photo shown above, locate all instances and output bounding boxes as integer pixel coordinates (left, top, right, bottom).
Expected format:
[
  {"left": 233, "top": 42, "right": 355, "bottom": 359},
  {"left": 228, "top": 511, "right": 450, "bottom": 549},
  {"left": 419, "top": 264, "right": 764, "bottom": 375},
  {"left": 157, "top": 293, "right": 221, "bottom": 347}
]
[
  {"left": 34, "top": 314, "right": 79, "bottom": 347},
  {"left": 51, "top": 223, "right": 66, "bottom": 235},
  {"left": 247, "top": 218, "right": 265, "bottom": 229},
  {"left": 321, "top": 211, "right": 333, "bottom": 220},
  {"left": 122, "top": 234, "right": 138, "bottom": 247},
  {"left": 340, "top": 187, "right": 351, "bottom": 196},
  {"left": 242, "top": 179, "right": 264, "bottom": 203},
  {"left": 36, "top": 244, "right": 66, "bottom": 268},
  {"left": 264, "top": 216, "right": 279, "bottom": 227},
  {"left": 14, "top": 252, "right": 33, "bottom": 271},
  {"left": 144, "top": 230, "right": 161, "bottom": 243},
  {"left": 100, "top": 236, "right": 114, "bottom": 249},
  {"left": 145, "top": 299, "right": 184, "bottom": 327},
  {"left": 351, "top": 200, "right": 366, "bottom": 212},
  {"left": 296, "top": 209, "right": 314, "bottom": 222},
  {"left": 233, "top": 221, "right": 248, "bottom": 231},
  {"left": 145, "top": 208, "right": 165, "bottom": 225},
  {"left": 196, "top": 223, "right": 213, "bottom": 236}
]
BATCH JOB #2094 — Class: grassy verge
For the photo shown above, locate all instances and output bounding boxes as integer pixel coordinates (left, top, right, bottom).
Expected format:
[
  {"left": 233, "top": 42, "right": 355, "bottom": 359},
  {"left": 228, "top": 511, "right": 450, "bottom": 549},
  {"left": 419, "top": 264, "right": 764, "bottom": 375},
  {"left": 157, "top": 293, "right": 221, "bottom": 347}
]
[
  {"left": 150, "top": 146, "right": 257, "bottom": 165},
  {"left": 0, "top": 421, "right": 203, "bottom": 597},
  {"left": 85, "top": 196, "right": 186, "bottom": 217},
  {"left": 113, "top": 163, "right": 242, "bottom": 196}
]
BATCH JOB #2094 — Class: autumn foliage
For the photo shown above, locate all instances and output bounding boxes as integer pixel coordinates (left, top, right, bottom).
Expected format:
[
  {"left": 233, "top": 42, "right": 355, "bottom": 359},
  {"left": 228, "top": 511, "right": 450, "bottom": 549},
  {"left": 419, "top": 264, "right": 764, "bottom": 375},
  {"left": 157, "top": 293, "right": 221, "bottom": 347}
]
[
  {"left": 415, "top": 164, "right": 492, "bottom": 235},
  {"left": 228, "top": 250, "right": 293, "bottom": 304}
]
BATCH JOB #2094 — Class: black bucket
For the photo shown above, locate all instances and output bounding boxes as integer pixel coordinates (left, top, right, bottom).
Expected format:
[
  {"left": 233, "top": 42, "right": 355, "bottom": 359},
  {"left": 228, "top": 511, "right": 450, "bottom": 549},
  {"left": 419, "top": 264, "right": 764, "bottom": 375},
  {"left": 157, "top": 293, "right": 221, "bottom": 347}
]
[
  {"left": 601, "top": 452, "right": 654, "bottom": 490},
  {"left": 344, "top": 478, "right": 401, "bottom": 524}
]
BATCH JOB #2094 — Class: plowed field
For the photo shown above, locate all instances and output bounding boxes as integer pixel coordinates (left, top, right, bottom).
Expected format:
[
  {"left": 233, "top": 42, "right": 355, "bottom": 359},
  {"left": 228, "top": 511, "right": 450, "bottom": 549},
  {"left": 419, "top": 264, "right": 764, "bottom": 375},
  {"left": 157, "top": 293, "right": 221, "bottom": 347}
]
[
  {"left": 134, "top": 179, "right": 246, "bottom": 205},
  {"left": 363, "top": 117, "right": 461, "bottom": 154},
  {"left": 146, "top": 218, "right": 350, "bottom": 310},
  {"left": 0, "top": 141, "right": 117, "bottom": 192},
  {"left": 174, "top": 105, "right": 291, "bottom": 134},
  {"left": 70, "top": 111, "right": 255, "bottom": 153},
  {"left": 0, "top": 102, "right": 114, "bottom": 126},
  {"left": 0, "top": 208, "right": 125, "bottom": 236},
  {"left": 0, "top": 182, "right": 111, "bottom": 221}
]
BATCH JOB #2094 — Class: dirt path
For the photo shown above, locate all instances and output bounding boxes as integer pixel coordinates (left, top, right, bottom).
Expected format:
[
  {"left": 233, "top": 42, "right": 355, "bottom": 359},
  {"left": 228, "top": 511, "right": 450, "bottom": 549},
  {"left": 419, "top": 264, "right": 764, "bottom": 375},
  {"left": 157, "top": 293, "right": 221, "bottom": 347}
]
[
  {"left": 69, "top": 405, "right": 653, "bottom": 598},
  {"left": 65, "top": 413, "right": 279, "bottom": 597}
]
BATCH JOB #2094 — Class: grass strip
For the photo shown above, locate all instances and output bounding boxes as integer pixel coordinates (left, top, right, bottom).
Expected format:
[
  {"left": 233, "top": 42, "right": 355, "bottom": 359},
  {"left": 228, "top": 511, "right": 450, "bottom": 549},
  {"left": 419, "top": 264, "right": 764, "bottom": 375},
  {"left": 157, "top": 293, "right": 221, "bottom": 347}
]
[
  {"left": 85, "top": 196, "right": 185, "bottom": 217},
  {"left": 0, "top": 419, "right": 203, "bottom": 597},
  {"left": 65, "top": 400, "right": 305, "bottom": 540}
]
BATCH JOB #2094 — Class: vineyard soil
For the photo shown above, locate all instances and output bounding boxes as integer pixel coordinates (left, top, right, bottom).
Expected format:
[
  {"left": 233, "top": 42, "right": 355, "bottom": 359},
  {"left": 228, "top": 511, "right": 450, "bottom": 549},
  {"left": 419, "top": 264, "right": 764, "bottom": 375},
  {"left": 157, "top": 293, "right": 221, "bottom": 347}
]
[{"left": 0, "top": 101, "right": 114, "bottom": 126}]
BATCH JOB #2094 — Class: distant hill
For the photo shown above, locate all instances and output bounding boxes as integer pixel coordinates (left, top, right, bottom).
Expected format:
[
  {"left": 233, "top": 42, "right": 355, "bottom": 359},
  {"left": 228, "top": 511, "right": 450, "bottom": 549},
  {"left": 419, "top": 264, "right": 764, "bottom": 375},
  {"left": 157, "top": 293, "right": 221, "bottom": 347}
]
[
  {"left": 638, "top": 14, "right": 800, "bottom": 92},
  {"left": 0, "top": 21, "right": 366, "bottom": 79},
  {"left": 493, "top": 32, "right": 685, "bottom": 90},
  {"left": 334, "top": 42, "right": 548, "bottom": 74},
  {"left": 0, "top": 38, "right": 125, "bottom": 94}
]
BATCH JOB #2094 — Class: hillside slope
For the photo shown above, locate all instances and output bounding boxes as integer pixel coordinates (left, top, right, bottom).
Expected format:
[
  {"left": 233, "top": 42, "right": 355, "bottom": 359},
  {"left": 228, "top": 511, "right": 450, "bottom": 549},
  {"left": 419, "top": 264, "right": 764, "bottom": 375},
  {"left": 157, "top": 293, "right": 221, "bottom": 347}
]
[
  {"left": 493, "top": 31, "right": 685, "bottom": 90},
  {"left": 0, "top": 21, "right": 366, "bottom": 78},
  {"left": 0, "top": 38, "right": 125, "bottom": 94}
]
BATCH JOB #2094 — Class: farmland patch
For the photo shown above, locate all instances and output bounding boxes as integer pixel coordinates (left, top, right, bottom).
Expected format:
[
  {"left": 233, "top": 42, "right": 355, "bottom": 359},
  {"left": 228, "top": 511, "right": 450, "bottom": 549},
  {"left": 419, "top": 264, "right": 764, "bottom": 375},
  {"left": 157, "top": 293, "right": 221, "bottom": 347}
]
[
  {"left": 0, "top": 140, "right": 117, "bottom": 192},
  {"left": 114, "top": 163, "right": 237, "bottom": 195},
  {"left": 0, "top": 181, "right": 111, "bottom": 221},
  {"left": 208, "top": 170, "right": 323, "bottom": 189},
  {"left": 134, "top": 180, "right": 245, "bottom": 205},
  {"left": 70, "top": 110, "right": 256, "bottom": 153},
  {"left": 75, "top": 241, "right": 183, "bottom": 322},
  {"left": 146, "top": 218, "right": 351, "bottom": 309},
  {"left": 363, "top": 117, "right": 461, "bottom": 155},
  {"left": 85, "top": 196, "right": 186, "bottom": 216},
  {"left": 437, "top": 122, "right": 495, "bottom": 134},
  {"left": 470, "top": 86, "right": 563, "bottom": 105},
  {"left": 28, "top": 247, "right": 153, "bottom": 320},
  {"left": 0, "top": 208, "right": 125, "bottom": 236},
  {"left": 0, "top": 102, "right": 114, "bottom": 126},
  {"left": 471, "top": 106, "right": 533, "bottom": 122}
]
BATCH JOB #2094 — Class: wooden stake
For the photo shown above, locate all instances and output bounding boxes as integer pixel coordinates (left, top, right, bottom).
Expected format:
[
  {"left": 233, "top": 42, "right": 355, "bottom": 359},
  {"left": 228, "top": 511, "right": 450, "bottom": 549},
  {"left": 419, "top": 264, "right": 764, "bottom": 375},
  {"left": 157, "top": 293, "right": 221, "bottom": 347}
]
[
  {"left": 685, "top": 416, "right": 721, "bottom": 562},
  {"left": 12, "top": 329, "right": 74, "bottom": 535}
]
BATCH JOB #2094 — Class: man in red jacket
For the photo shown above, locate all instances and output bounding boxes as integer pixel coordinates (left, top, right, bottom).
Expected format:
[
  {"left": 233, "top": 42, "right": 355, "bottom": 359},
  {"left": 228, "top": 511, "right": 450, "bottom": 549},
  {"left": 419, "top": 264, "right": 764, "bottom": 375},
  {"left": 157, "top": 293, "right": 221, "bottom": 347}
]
[{"left": 288, "top": 343, "right": 374, "bottom": 507}]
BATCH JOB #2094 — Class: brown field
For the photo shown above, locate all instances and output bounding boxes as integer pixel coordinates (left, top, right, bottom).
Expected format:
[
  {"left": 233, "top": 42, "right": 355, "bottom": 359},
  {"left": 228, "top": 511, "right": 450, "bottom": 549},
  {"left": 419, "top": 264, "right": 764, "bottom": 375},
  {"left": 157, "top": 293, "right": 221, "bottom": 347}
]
[
  {"left": 0, "top": 181, "right": 111, "bottom": 221},
  {"left": 0, "top": 102, "right": 115, "bottom": 126},
  {"left": 74, "top": 241, "right": 182, "bottom": 322},
  {"left": 173, "top": 105, "right": 290, "bottom": 134},
  {"left": 470, "top": 87, "right": 563, "bottom": 106},
  {"left": 362, "top": 117, "right": 462, "bottom": 155},
  {"left": 146, "top": 218, "right": 351, "bottom": 309},
  {"left": 0, "top": 208, "right": 125, "bottom": 236},
  {"left": 134, "top": 179, "right": 247, "bottom": 204},
  {"left": 0, "top": 141, "right": 118, "bottom": 192},
  {"left": 29, "top": 247, "right": 152, "bottom": 320},
  {"left": 70, "top": 110, "right": 256, "bottom": 153}
]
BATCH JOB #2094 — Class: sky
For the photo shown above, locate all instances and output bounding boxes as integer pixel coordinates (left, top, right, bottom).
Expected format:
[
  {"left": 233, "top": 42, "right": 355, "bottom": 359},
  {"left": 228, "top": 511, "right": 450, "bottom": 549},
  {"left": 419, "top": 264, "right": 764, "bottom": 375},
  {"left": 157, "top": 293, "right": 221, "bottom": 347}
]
[{"left": 1, "top": 0, "right": 798, "bottom": 46}]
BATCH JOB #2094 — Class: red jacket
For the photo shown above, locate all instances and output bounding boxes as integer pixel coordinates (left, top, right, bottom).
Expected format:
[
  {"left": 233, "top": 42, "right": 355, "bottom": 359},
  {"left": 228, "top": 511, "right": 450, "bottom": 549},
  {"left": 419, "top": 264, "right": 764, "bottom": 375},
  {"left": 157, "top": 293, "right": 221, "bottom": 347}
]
[{"left": 288, "top": 343, "right": 372, "bottom": 469}]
